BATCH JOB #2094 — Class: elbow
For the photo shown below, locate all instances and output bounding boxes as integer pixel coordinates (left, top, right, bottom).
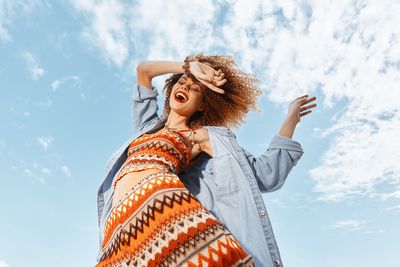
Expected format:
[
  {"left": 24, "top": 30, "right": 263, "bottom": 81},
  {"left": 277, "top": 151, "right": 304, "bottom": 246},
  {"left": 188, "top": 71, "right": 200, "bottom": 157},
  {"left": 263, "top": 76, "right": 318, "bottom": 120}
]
[
  {"left": 136, "top": 61, "right": 154, "bottom": 87},
  {"left": 137, "top": 61, "right": 152, "bottom": 76},
  {"left": 289, "top": 150, "right": 304, "bottom": 166},
  {"left": 137, "top": 61, "right": 147, "bottom": 72},
  {"left": 259, "top": 171, "right": 288, "bottom": 193}
]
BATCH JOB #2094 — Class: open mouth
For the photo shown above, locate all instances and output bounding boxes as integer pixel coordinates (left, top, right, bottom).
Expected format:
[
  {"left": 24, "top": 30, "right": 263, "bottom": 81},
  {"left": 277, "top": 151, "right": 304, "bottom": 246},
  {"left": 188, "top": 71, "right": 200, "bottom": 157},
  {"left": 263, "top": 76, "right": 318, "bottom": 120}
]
[{"left": 174, "top": 91, "right": 188, "bottom": 103}]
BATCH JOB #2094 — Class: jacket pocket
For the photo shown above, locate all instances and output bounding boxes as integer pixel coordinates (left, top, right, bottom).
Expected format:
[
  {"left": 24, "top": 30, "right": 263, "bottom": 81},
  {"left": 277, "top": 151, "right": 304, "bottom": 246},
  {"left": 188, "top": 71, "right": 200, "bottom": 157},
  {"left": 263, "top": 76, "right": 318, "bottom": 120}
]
[{"left": 213, "top": 153, "right": 240, "bottom": 200}]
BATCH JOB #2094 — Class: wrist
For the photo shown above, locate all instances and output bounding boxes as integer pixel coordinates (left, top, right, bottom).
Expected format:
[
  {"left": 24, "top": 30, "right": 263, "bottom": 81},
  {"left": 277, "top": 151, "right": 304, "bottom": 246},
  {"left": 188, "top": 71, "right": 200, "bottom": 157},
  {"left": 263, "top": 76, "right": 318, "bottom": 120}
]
[
  {"left": 182, "top": 56, "right": 191, "bottom": 74},
  {"left": 279, "top": 118, "right": 297, "bottom": 139},
  {"left": 285, "top": 114, "right": 299, "bottom": 125}
]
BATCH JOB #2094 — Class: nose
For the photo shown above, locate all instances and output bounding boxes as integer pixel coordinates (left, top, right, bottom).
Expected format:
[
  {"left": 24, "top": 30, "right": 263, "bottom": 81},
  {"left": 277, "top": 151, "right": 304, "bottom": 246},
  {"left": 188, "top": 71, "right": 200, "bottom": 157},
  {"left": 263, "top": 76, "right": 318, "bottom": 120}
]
[
  {"left": 181, "top": 80, "right": 193, "bottom": 91},
  {"left": 181, "top": 84, "right": 189, "bottom": 91}
]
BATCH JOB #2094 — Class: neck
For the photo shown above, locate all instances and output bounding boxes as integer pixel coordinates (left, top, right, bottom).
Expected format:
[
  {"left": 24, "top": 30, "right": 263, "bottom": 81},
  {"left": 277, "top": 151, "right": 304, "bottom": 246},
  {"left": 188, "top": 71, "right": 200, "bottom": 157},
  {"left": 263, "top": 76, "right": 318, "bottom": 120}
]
[{"left": 166, "top": 110, "right": 191, "bottom": 129}]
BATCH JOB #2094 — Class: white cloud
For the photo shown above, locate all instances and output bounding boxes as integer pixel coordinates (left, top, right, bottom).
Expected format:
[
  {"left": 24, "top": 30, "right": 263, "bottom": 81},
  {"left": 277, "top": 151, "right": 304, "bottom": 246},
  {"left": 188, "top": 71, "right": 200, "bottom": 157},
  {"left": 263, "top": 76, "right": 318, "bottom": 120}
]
[
  {"left": 385, "top": 204, "right": 400, "bottom": 211},
  {"left": 62, "top": 165, "right": 72, "bottom": 177},
  {"left": 41, "top": 167, "right": 51, "bottom": 175},
  {"left": 37, "top": 136, "right": 54, "bottom": 150},
  {"left": 0, "top": 260, "right": 10, "bottom": 267},
  {"left": 22, "top": 166, "right": 45, "bottom": 184},
  {"left": 80, "top": 93, "right": 86, "bottom": 100},
  {"left": 24, "top": 168, "right": 32, "bottom": 176},
  {"left": 71, "top": 0, "right": 400, "bottom": 203},
  {"left": 0, "top": 0, "right": 13, "bottom": 42},
  {"left": 50, "top": 75, "right": 80, "bottom": 91},
  {"left": 0, "top": 24, "right": 11, "bottom": 42},
  {"left": 71, "top": 0, "right": 129, "bottom": 67},
  {"left": 363, "top": 229, "right": 386, "bottom": 234},
  {"left": 50, "top": 80, "right": 60, "bottom": 90},
  {"left": 21, "top": 51, "right": 45, "bottom": 80},
  {"left": 36, "top": 98, "right": 53, "bottom": 108},
  {"left": 0, "top": 0, "right": 49, "bottom": 42},
  {"left": 71, "top": 0, "right": 216, "bottom": 67},
  {"left": 334, "top": 219, "right": 386, "bottom": 235},
  {"left": 333, "top": 219, "right": 367, "bottom": 232}
]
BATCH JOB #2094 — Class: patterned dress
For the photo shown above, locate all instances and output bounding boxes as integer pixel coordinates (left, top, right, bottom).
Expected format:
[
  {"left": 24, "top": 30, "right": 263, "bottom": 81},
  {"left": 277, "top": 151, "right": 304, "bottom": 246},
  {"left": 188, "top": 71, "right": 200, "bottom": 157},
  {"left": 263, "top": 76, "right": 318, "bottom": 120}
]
[{"left": 95, "top": 128, "right": 254, "bottom": 267}]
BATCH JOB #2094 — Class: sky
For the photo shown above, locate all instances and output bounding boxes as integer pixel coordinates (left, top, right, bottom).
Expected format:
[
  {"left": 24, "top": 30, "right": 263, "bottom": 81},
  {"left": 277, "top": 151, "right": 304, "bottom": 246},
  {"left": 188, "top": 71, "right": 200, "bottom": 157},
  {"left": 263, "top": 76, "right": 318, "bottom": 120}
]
[{"left": 1, "top": 0, "right": 399, "bottom": 266}]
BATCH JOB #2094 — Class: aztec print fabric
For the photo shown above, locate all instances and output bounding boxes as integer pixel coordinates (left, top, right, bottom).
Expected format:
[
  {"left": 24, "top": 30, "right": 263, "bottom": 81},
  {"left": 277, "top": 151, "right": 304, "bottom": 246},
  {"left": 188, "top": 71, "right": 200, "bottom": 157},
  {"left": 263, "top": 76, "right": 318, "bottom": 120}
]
[
  {"left": 96, "top": 129, "right": 254, "bottom": 266},
  {"left": 112, "top": 130, "right": 191, "bottom": 189}
]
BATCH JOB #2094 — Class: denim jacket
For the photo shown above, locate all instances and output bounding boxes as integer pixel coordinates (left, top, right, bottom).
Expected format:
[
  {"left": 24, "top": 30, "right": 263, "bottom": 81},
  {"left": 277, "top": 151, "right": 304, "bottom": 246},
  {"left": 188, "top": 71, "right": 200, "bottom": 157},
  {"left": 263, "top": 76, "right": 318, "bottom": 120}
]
[{"left": 96, "top": 85, "right": 304, "bottom": 267}]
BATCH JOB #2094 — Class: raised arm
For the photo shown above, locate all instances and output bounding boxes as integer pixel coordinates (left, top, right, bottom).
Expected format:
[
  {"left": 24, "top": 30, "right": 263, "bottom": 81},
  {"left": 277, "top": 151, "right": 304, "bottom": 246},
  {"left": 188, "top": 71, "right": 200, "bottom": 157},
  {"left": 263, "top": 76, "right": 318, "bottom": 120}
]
[
  {"left": 243, "top": 134, "right": 304, "bottom": 193},
  {"left": 133, "top": 61, "right": 185, "bottom": 132},
  {"left": 137, "top": 61, "right": 186, "bottom": 87},
  {"left": 243, "top": 94, "right": 316, "bottom": 192}
]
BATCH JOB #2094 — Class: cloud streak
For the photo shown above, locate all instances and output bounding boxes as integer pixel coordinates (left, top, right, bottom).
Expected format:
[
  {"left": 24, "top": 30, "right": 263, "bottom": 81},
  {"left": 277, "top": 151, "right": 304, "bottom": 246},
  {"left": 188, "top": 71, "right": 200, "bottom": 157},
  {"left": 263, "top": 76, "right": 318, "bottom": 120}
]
[
  {"left": 50, "top": 75, "right": 80, "bottom": 91},
  {"left": 0, "top": 0, "right": 49, "bottom": 42},
  {"left": 71, "top": 0, "right": 129, "bottom": 67},
  {"left": 37, "top": 136, "right": 54, "bottom": 150},
  {"left": 61, "top": 165, "right": 72, "bottom": 177},
  {"left": 333, "top": 219, "right": 367, "bottom": 232},
  {"left": 0, "top": 260, "right": 10, "bottom": 267},
  {"left": 21, "top": 51, "right": 45, "bottom": 80}
]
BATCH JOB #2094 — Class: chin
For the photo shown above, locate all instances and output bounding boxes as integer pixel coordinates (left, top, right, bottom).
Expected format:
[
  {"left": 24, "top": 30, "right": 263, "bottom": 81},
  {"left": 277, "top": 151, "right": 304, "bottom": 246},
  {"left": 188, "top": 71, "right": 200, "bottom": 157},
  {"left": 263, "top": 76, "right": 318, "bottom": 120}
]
[{"left": 169, "top": 102, "right": 195, "bottom": 118}]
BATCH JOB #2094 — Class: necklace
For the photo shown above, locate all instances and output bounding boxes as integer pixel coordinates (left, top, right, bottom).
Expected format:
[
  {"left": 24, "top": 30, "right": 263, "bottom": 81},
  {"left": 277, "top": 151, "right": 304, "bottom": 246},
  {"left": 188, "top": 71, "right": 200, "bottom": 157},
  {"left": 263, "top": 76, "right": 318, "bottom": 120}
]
[{"left": 164, "top": 123, "right": 197, "bottom": 146}]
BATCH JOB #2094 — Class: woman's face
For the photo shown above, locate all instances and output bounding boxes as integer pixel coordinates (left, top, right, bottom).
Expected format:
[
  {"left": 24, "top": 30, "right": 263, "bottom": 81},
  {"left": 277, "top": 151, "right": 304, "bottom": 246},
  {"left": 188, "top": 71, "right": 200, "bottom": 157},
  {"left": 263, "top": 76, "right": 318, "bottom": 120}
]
[{"left": 169, "top": 73, "right": 206, "bottom": 118}]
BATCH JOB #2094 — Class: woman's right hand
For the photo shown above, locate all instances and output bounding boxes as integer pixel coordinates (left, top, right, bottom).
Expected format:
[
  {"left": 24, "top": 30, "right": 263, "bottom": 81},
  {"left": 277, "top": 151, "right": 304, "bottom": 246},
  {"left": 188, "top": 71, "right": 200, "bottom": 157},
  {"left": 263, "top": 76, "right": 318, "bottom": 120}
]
[{"left": 188, "top": 62, "right": 227, "bottom": 94}]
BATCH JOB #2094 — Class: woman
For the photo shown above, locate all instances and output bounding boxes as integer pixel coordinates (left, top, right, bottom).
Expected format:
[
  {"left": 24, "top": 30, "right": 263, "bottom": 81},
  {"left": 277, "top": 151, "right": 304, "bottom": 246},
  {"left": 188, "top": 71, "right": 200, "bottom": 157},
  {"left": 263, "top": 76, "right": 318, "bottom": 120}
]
[
  {"left": 95, "top": 53, "right": 317, "bottom": 267},
  {"left": 95, "top": 54, "right": 256, "bottom": 267}
]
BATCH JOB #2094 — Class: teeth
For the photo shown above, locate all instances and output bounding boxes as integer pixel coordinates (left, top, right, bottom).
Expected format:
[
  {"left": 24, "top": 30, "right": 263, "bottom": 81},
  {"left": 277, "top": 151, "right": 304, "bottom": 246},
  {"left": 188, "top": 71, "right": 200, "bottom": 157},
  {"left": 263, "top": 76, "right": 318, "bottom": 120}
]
[{"left": 175, "top": 92, "right": 187, "bottom": 101}]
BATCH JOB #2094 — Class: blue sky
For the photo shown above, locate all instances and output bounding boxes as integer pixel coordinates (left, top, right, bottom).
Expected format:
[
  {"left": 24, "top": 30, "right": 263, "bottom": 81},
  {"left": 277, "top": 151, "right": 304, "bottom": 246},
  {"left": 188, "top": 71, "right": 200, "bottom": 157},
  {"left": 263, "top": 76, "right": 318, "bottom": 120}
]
[{"left": 1, "top": 0, "right": 399, "bottom": 266}]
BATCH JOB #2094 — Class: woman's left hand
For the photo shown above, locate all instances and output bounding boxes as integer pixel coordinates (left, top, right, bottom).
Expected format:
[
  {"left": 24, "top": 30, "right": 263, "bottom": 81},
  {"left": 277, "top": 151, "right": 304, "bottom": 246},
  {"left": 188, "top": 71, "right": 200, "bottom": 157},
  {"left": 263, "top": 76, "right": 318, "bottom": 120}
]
[
  {"left": 189, "top": 62, "right": 227, "bottom": 94},
  {"left": 286, "top": 94, "right": 317, "bottom": 124}
]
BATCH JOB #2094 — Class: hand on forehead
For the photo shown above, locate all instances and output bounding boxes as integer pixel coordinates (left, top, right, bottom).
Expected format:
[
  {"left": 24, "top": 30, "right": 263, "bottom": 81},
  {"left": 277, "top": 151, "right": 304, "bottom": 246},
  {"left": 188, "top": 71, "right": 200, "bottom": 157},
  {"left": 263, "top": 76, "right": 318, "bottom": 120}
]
[{"left": 181, "top": 73, "right": 206, "bottom": 89}]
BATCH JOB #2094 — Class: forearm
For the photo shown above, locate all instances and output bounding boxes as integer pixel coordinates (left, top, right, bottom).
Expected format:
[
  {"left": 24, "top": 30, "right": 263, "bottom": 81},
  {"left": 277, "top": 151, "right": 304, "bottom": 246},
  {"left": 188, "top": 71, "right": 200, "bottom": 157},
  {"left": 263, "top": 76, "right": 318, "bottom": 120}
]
[
  {"left": 278, "top": 118, "right": 297, "bottom": 139},
  {"left": 138, "top": 60, "right": 185, "bottom": 79}
]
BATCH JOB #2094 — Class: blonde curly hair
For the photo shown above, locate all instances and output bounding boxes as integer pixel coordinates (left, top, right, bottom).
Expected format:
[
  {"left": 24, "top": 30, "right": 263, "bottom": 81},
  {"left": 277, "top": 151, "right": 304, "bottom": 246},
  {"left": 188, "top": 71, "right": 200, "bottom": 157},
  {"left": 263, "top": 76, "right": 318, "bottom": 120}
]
[{"left": 162, "top": 52, "right": 262, "bottom": 128}]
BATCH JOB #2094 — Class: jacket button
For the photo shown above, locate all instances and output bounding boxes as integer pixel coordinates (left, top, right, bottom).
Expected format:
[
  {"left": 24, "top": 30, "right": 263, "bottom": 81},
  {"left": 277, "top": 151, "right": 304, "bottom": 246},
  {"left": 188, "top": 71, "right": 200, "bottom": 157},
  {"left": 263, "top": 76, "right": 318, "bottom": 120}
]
[
  {"left": 259, "top": 210, "right": 266, "bottom": 216},
  {"left": 274, "top": 259, "right": 281, "bottom": 266}
]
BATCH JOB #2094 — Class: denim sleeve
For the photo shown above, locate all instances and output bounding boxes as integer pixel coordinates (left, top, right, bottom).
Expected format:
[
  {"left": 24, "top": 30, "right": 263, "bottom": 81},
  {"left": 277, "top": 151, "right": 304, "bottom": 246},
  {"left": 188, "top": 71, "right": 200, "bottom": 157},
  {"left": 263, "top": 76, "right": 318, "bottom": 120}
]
[
  {"left": 242, "top": 134, "right": 304, "bottom": 193},
  {"left": 131, "top": 84, "right": 160, "bottom": 132}
]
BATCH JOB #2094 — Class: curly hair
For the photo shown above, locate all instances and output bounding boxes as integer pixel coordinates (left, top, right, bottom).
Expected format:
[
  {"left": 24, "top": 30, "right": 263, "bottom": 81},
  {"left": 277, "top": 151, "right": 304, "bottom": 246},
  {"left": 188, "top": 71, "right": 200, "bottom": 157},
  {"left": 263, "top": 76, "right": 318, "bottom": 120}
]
[{"left": 162, "top": 52, "right": 262, "bottom": 129}]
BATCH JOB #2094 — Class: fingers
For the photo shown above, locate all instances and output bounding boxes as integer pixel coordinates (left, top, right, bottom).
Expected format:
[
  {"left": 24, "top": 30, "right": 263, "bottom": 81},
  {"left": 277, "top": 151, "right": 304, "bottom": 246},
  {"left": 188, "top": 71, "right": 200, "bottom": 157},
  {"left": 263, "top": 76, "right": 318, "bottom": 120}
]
[
  {"left": 297, "top": 95, "right": 316, "bottom": 102},
  {"left": 209, "top": 85, "right": 225, "bottom": 94},
  {"left": 213, "top": 78, "right": 227, "bottom": 87},
  {"left": 197, "top": 79, "right": 225, "bottom": 94},
  {"left": 299, "top": 110, "right": 312, "bottom": 117},
  {"left": 297, "top": 94, "right": 308, "bottom": 100},
  {"left": 304, "top": 96, "right": 317, "bottom": 104},
  {"left": 296, "top": 95, "right": 317, "bottom": 107},
  {"left": 213, "top": 72, "right": 225, "bottom": 81},
  {"left": 198, "top": 64, "right": 226, "bottom": 82},
  {"left": 194, "top": 63, "right": 226, "bottom": 94},
  {"left": 194, "top": 72, "right": 212, "bottom": 82},
  {"left": 195, "top": 69, "right": 226, "bottom": 87},
  {"left": 300, "top": 103, "right": 317, "bottom": 112}
]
